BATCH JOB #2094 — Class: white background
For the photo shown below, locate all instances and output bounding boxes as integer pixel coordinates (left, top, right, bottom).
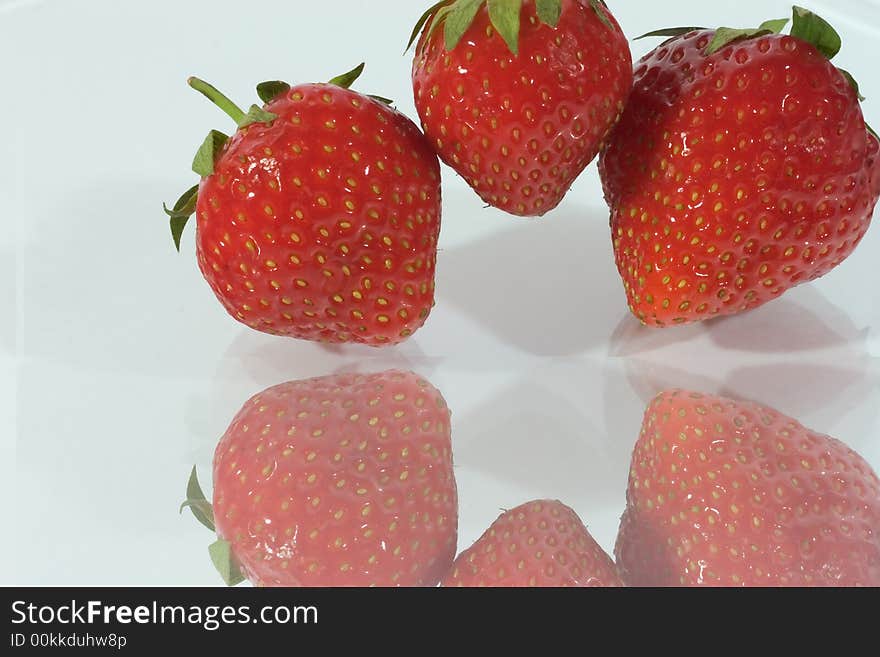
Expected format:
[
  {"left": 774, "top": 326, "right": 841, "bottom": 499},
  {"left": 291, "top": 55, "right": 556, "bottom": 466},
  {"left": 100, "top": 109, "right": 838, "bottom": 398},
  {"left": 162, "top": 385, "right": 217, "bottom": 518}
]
[{"left": 2, "top": 0, "right": 878, "bottom": 585}]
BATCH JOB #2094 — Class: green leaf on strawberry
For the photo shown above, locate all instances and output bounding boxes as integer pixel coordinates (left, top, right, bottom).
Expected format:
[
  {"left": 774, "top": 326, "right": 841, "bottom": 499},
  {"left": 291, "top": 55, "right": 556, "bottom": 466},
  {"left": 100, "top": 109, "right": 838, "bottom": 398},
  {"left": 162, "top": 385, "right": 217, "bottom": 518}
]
[
  {"left": 634, "top": 26, "right": 706, "bottom": 40},
  {"left": 757, "top": 17, "right": 790, "bottom": 34},
  {"left": 191, "top": 129, "right": 229, "bottom": 178},
  {"left": 487, "top": 0, "right": 522, "bottom": 55},
  {"left": 588, "top": 0, "right": 612, "bottom": 30},
  {"left": 180, "top": 468, "right": 244, "bottom": 586},
  {"left": 327, "top": 62, "right": 365, "bottom": 89},
  {"left": 179, "top": 466, "right": 215, "bottom": 532},
  {"left": 366, "top": 94, "right": 395, "bottom": 105},
  {"left": 425, "top": 4, "right": 456, "bottom": 48},
  {"left": 534, "top": 0, "right": 561, "bottom": 27},
  {"left": 634, "top": 6, "right": 873, "bottom": 149},
  {"left": 641, "top": 9, "right": 844, "bottom": 67},
  {"left": 444, "top": 0, "right": 483, "bottom": 51},
  {"left": 407, "top": 0, "right": 452, "bottom": 52},
  {"left": 256, "top": 80, "right": 290, "bottom": 104},
  {"left": 410, "top": 0, "right": 615, "bottom": 57},
  {"left": 208, "top": 539, "right": 245, "bottom": 587},
  {"left": 162, "top": 185, "right": 199, "bottom": 252},
  {"left": 839, "top": 67, "right": 866, "bottom": 101},
  {"left": 791, "top": 5, "right": 841, "bottom": 59},
  {"left": 705, "top": 18, "right": 788, "bottom": 55},
  {"left": 238, "top": 104, "right": 278, "bottom": 128},
  {"left": 181, "top": 467, "right": 246, "bottom": 586}
]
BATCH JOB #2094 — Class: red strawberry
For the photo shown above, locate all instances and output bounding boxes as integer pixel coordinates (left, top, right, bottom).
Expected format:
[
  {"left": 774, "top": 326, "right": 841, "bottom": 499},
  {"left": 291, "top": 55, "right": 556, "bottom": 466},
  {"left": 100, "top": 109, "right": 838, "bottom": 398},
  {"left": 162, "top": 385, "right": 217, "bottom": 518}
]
[
  {"left": 164, "top": 65, "right": 441, "bottom": 345},
  {"left": 182, "top": 370, "right": 458, "bottom": 587},
  {"left": 598, "top": 8, "right": 880, "bottom": 326},
  {"left": 443, "top": 499, "right": 623, "bottom": 586},
  {"left": 410, "top": 0, "right": 631, "bottom": 217},
  {"left": 616, "top": 389, "right": 880, "bottom": 586},
  {"left": 868, "top": 132, "right": 880, "bottom": 199}
]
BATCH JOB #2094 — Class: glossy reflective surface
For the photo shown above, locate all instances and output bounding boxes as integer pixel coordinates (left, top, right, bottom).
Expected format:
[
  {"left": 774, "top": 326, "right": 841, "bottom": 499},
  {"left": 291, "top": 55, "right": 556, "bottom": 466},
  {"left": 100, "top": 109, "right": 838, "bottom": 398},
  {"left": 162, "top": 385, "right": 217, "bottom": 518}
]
[{"left": 3, "top": 0, "right": 879, "bottom": 585}]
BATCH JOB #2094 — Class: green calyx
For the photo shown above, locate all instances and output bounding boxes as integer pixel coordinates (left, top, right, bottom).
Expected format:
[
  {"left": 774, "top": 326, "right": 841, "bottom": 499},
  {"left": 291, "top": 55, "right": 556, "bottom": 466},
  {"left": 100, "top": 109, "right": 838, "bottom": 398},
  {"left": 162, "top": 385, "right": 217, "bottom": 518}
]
[
  {"left": 326, "top": 62, "right": 394, "bottom": 104},
  {"left": 163, "top": 64, "right": 390, "bottom": 251},
  {"left": 181, "top": 466, "right": 245, "bottom": 586},
  {"left": 637, "top": 6, "right": 872, "bottom": 135},
  {"left": 790, "top": 6, "right": 839, "bottom": 59},
  {"left": 191, "top": 130, "right": 230, "bottom": 179},
  {"left": 704, "top": 18, "right": 788, "bottom": 55},
  {"left": 407, "top": 0, "right": 612, "bottom": 57},
  {"left": 256, "top": 80, "right": 291, "bottom": 104},
  {"left": 162, "top": 184, "right": 199, "bottom": 252},
  {"left": 634, "top": 26, "right": 706, "bottom": 41},
  {"left": 209, "top": 539, "right": 245, "bottom": 587},
  {"left": 180, "top": 465, "right": 216, "bottom": 531},
  {"left": 635, "top": 7, "right": 841, "bottom": 58},
  {"left": 488, "top": 0, "right": 523, "bottom": 55},
  {"left": 633, "top": 20, "right": 788, "bottom": 53},
  {"left": 535, "top": 0, "right": 562, "bottom": 27},
  {"left": 329, "top": 61, "right": 366, "bottom": 88},
  {"left": 187, "top": 77, "right": 279, "bottom": 130},
  {"left": 161, "top": 76, "right": 279, "bottom": 250}
]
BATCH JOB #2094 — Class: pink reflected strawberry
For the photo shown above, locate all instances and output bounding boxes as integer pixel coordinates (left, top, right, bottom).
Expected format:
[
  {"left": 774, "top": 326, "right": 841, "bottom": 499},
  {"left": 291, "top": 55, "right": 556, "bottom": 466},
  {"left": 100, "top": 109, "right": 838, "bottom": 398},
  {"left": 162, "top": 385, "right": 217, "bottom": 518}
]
[
  {"left": 182, "top": 370, "right": 458, "bottom": 587},
  {"left": 443, "top": 499, "right": 623, "bottom": 586},
  {"left": 616, "top": 389, "right": 880, "bottom": 586}
]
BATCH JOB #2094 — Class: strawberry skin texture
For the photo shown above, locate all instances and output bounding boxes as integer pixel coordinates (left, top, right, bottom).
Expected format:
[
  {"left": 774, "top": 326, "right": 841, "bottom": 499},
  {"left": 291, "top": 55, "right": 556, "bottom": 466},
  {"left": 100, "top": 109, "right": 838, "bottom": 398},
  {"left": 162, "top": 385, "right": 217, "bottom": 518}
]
[
  {"left": 195, "top": 85, "right": 441, "bottom": 345},
  {"left": 599, "top": 31, "right": 880, "bottom": 326},
  {"left": 212, "top": 370, "right": 458, "bottom": 587},
  {"left": 412, "top": 0, "right": 631, "bottom": 217},
  {"left": 616, "top": 390, "right": 880, "bottom": 586},
  {"left": 443, "top": 499, "right": 623, "bottom": 586}
]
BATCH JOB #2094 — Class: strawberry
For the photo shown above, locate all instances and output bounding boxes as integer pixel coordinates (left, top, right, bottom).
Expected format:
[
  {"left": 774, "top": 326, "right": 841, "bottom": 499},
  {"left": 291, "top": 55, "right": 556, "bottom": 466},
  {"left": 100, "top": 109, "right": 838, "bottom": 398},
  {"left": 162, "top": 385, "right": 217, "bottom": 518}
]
[
  {"left": 616, "top": 389, "right": 880, "bottom": 586},
  {"left": 409, "top": 0, "right": 631, "bottom": 217},
  {"left": 443, "top": 499, "right": 623, "bottom": 586},
  {"left": 598, "top": 7, "right": 880, "bottom": 326},
  {"left": 181, "top": 370, "right": 458, "bottom": 587},
  {"left": 164, "top": 64, "right": 442, "bottom": 345}
]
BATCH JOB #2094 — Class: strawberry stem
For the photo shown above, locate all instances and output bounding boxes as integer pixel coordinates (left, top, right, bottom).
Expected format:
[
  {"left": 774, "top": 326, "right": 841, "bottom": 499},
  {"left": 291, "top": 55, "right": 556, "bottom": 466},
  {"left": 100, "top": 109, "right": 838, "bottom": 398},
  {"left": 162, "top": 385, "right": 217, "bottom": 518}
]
[{"left": 188, "top": 77, "right": 246, "bottom": 126}]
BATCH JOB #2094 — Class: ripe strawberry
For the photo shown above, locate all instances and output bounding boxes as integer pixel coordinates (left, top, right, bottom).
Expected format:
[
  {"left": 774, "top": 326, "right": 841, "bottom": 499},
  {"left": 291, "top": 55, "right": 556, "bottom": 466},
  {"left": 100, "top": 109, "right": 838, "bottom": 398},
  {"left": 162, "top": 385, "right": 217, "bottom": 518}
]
[
  {"left": 616, "top": 389, "right": 880, "bottom": 586},
  {"left": 164, "top": 65, "right": 442, "bottom": 345},
  {"left": 598, "top": 8, "right": 880, "bottom": 326},
  {"left": 181, "top": 370, "right": 458, "bottom": 587},
  {"left": 410, "top": 0, "right": 631, "bottom": 217},
  {"left": 443, "top": 499, "right": 623, "bottom": 586}
]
